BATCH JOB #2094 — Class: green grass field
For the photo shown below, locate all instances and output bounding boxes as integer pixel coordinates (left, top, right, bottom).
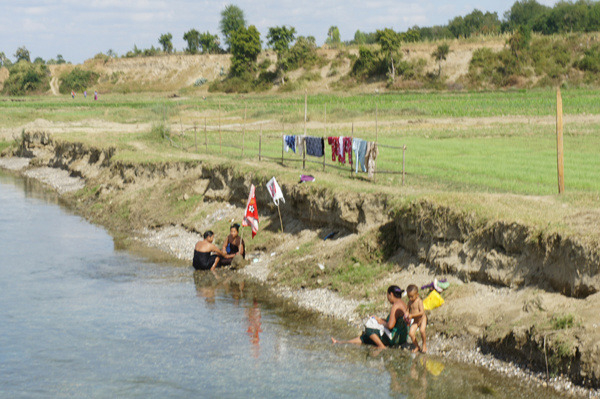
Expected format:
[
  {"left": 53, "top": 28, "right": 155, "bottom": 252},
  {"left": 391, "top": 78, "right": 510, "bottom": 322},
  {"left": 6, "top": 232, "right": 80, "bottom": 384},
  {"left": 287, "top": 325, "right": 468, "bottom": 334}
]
[{"left": 1, "top": 88, "right": 599, "bottom": 198}]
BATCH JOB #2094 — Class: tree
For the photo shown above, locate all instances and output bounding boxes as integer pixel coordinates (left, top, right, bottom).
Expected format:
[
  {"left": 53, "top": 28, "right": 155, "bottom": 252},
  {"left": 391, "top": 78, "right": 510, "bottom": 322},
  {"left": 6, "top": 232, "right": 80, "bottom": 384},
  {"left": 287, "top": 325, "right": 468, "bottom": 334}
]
[
  {"left": 229, "top": 25, "right": 261, "bottom": 77},
  {"left": 14, "top": 46, "right": 31, "bottom": 63},
  {"left": 2, "top": 61, "right": 50, "bottom": 95},
  {"left": 267, "top": 25, "right": 296, "bottom": 82},
  {"left": 56, "top": 54, "right": 66, "bottom": 64},
  {"left": 507, "top": 25, "right": 531, "bottom": 63},
  {"left": 159, "top": 33, "right": 174, "bottom": 53},
  {"left": 326, "top": 26, "right": 341, "bottom": 47},
  {"left": 220, "top": 4, "right": 246, "bottom": 51},
  {"left": 354, "top": 30, "right": 367, "bottom": 45},
  {"left": 183, "top": 29, "right": 201, "bottom": 54},
  {"left": 33, "top": 57, "right": 45, "bottom": 65},
  {"left": 199, "top": 32, "right": 221, "bottom": 54},
  {"left": 376, "top": 28, "right": 401, "bottom": 81},
  {"left": 106, "top": 49, "right": 117, "bottom": 58},
  {"left": 0, "top": 52, "right": 12, "bottom": 68},
  {"left": 432, "top": 43, "right": 450, "bottom": 76},
  {"left": 503, "top": 0, "right": 549, "bottom": 30}
]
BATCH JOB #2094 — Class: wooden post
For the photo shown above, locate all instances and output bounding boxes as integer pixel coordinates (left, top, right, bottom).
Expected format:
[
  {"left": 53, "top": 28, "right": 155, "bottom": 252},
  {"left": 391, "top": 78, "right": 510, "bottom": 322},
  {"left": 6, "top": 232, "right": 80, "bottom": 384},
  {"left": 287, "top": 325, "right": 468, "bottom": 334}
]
[
  {"left": 375, "top": 104, "right": 378, "bottom": 143},
  {"left": 277, "top": 204, "right": 284, "bottom": 233},
  {"left": 302, "top": 139, "right": 306, "bottom": 169},
  {"left": 323, "top": 104, "right": 327, "bottom": 172},
  {"left": 402, "top": 145, "right": 406, "bottom": 186},
  {"left": 350, "top": 122, "right": 355, "bottom": 176},
  {"left": 304, "top": 89, "right": 307, "bottom": 136},
  {"left": 281, "top": 134, "right": 285, "bottom": 165},
  {"left": 259, "top": 125, "right": 262, "bottom": 161},
  {"left": 194, "top": 122, "right": 197, "bottom": 152},
  {"left": 219, "top": 100, "right": 222, "bottom": 155},
  {"left": 204, "top": 117, "right": 208, "bottom": 152},
  {"left": 556, "top": 88, "right": 565, "bottom": 194},
  {"left": 242, "top": 105, "right": 246, "bottom": 157}
]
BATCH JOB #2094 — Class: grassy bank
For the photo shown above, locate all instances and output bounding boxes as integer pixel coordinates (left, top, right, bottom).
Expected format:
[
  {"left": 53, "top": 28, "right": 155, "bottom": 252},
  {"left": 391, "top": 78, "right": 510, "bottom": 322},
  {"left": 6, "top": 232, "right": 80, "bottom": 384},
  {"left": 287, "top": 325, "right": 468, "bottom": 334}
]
[{"left": 1, "top": 89, "right": 600, "bottom": 242}]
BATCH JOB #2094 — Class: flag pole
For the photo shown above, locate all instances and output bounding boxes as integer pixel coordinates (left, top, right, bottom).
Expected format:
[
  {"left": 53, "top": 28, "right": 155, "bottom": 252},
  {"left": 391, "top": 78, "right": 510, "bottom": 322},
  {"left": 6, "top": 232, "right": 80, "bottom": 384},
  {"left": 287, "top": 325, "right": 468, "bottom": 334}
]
[{"left": 277, "top": 203, "right": 284, "bottom": 233}]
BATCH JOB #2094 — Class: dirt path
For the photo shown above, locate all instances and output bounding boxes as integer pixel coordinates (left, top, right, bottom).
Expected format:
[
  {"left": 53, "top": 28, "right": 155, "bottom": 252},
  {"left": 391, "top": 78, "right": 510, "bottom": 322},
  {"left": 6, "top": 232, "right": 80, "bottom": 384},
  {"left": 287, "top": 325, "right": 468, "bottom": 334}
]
[{"left": 50, "top": 76, "right": 59, "bottom": 96}]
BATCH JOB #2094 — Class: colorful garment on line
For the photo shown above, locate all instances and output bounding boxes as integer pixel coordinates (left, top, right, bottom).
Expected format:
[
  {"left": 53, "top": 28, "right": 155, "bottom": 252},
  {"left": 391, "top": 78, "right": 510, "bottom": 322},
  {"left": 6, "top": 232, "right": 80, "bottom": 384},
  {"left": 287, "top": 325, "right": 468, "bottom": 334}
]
[
  {"left": 305, "top": 136, "right": 324, "bottom": 157},
  {"left": 284, "top": 135, "right": 296, "bottom": 153},
  {"left": 327, "top": 136, "right": 353, "bottom": 164},
  {"left": 352, "top": 138, "right": 367, "bottom": 173},
  {"left": 327, "top": 137, "right": 339, "bottom": 162},
  {"left": 365, "top": 142, "right": 379, "bottom": 178}
]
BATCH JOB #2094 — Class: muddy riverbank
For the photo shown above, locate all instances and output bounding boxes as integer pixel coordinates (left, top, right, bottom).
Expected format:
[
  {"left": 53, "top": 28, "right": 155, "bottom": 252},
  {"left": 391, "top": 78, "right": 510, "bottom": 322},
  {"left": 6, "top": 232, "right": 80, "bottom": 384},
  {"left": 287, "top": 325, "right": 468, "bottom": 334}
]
[{"left": 2, "top": 132, "right": 599, "bottom": 395}]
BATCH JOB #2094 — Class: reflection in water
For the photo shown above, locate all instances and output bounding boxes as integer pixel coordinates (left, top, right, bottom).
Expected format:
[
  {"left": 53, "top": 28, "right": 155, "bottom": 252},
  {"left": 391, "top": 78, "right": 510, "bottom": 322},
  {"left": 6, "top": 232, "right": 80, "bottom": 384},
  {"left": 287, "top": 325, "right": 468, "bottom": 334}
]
[
  {"left": 193, "top": 270, "right": 262, "bottom": 357},
  {"left": 246, "top": 298, "right": 262, "bottom": 358}
]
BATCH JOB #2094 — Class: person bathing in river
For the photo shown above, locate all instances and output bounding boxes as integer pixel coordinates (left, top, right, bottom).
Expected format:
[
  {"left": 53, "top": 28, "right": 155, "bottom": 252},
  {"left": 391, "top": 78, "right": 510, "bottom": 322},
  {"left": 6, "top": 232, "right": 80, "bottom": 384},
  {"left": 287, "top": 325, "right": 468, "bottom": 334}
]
[
  {"left": 331, "top": 285, "right": 408, "bottom": 349},
  {"left": 193, "top": 231, "right": 231, "bottom": 271},
  {"left": 219, "top": 223, "right": 245, "bottom": 267},
  {"left": 406, "top": 284, "right": 427, "bottom": 353}
]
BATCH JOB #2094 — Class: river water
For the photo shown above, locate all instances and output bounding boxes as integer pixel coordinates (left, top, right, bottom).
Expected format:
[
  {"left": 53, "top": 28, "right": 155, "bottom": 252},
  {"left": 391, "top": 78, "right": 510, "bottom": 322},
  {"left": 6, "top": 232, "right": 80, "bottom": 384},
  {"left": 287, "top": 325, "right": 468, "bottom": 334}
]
[{"left": 0, "top": 171, "right": 575, "bottom": 398}]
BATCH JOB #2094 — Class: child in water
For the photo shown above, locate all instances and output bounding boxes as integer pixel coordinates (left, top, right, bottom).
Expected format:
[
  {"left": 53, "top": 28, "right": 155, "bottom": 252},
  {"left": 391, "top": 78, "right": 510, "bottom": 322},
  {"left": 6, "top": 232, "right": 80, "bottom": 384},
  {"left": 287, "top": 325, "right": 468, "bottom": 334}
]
[
  {"left": 331, "top": 285, "right": 408, "bottom": 348},
  {"left": 406, "top": 284, "right": 427, "bottom": 353}
]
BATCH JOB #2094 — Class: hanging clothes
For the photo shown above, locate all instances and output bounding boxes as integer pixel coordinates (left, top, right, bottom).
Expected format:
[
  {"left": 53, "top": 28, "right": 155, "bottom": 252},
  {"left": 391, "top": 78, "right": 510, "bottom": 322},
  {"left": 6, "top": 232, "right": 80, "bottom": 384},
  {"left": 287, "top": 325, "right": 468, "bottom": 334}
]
[
  {"left": 327, "top": 137, "right": 339, "bottom": 162},
  {"left": 352, "top": 138, "right": 367, "bottom": 173},
  {"left": 365, "top": 142, "right": 379, "bottom": 178},
  {"left": 284, "top": 135, "right": 296, "bottom": 153},
  {"left": 305, "top": 136, "right": 324, "bottom": 157},
  {"left": 343, "top": 137, "right": 353, "bottom": 166},
  {"left": 338, "top": 137, "right": 344, "bottom": 158},
  {"left": 296, "top": 135, "right": 306, "bottom": 155}
]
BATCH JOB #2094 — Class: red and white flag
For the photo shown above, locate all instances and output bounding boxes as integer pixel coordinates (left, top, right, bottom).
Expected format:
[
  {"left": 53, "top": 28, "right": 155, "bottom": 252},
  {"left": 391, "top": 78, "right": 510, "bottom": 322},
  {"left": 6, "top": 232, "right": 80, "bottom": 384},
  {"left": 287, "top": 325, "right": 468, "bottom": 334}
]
[
  {"left": 242, "top": 184, "right": 259, "bottom": 238},
  {"left": 266, "top": 177, "right": 285, "bottom": 206}
]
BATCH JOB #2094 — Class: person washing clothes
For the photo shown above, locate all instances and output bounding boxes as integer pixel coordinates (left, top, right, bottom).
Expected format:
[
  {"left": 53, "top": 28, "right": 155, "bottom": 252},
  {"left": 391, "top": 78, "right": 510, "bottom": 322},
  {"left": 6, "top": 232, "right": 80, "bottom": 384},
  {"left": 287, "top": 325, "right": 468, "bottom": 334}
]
[{"left": 331, "top": 286, "right": 408, "bottom": 348}]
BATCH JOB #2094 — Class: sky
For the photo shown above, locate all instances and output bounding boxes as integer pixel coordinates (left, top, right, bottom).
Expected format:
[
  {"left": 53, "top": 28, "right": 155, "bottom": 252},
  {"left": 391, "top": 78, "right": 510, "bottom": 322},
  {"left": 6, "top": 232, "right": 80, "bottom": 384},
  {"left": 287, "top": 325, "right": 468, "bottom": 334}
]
[{"left": 0, "top": 0, "right": 560, "bottom": 64}]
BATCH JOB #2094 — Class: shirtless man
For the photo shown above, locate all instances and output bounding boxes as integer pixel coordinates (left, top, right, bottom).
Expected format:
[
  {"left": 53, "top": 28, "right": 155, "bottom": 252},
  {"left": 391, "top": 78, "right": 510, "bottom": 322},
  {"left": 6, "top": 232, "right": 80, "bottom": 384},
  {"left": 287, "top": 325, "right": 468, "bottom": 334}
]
[{"left": 406, "top": 284, "right": 427, "bottom": 353}]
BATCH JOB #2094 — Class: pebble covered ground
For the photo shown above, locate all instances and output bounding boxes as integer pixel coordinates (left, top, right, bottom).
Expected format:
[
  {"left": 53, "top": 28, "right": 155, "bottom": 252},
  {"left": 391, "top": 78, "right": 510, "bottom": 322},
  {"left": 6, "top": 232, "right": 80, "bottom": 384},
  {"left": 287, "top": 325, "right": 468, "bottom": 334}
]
[{"left": 1, "top": 156, "right": 598, "bottom": 398}]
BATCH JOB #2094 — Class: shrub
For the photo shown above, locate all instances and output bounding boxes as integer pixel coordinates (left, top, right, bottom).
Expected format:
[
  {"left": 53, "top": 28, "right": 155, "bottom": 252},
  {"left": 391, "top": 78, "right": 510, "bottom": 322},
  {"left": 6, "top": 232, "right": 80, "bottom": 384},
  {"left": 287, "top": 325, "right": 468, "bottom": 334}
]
[
  {"left": 575, "top": 45, "right": 600, "bottom": 73},
  {"left": 2, "top": 61, "right": 50, "bottom": 95},
  {"left": 283, "top": 36, "right": 324, "bottom": 70},
  {"left": 59, "top": 67, "right": 99, "bottom": 94}
]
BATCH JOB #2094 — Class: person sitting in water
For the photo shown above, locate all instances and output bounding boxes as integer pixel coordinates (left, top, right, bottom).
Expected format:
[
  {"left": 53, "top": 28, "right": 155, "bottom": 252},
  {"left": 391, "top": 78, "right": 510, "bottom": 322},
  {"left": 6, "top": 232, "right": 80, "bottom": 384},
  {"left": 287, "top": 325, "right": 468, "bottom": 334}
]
[
  {"left": 193, "top": 231, "right": 230, "bottom": 271},
  {"left": 331, "top": 285, "right": 409, "bottom": 349},
  {"left": 219, "top": 223, "right": 245, "bottom": 267}
]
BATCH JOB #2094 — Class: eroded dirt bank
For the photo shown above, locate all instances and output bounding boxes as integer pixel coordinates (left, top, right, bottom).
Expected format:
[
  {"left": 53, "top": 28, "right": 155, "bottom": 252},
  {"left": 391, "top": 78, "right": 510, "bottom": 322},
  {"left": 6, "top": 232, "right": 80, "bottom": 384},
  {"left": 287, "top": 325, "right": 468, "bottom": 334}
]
[{"left": 2, "top": 132, "right": 600, "bottom": 391}]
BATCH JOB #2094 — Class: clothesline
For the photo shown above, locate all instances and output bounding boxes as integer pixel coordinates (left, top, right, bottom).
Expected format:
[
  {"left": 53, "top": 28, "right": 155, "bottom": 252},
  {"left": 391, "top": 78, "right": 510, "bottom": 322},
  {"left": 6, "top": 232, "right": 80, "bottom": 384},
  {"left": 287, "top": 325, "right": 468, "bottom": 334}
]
[{"left": 283, "top": 133, "right": 379, "bottom": 177}]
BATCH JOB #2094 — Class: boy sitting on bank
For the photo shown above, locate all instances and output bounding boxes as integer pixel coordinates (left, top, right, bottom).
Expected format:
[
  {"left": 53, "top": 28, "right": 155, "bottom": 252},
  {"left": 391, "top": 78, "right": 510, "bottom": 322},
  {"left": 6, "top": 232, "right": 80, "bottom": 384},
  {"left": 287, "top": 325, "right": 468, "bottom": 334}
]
[{"left": 406, "top": 284, "right": 427, "bottom": 353}]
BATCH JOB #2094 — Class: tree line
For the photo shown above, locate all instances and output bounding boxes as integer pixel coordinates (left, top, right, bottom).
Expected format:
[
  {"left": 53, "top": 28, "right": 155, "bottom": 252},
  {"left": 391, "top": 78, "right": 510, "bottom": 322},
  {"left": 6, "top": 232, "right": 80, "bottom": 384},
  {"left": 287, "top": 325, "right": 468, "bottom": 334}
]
[{"left": 350, "top": 0, "right": 600, "bottom": 44}]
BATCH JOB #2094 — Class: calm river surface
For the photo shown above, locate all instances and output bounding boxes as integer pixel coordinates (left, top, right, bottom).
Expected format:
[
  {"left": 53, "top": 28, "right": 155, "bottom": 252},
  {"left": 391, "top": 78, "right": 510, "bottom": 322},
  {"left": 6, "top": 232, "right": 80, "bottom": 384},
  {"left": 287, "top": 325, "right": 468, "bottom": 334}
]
[{"left": 0, "top": 171, "right": 575, "bottom": 398}]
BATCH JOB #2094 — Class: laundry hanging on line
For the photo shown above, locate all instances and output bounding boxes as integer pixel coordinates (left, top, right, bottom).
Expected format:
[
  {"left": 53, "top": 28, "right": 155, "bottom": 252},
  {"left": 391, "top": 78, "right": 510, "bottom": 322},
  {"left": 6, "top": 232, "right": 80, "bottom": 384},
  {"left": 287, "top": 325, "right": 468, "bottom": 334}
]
[
  {"left": 284, "top": 135, "right": 296, "bottom": 153},
  {"left": 327, "top": 136, "right": 353, "bottom": 165},
  {"left": 352, "top": 138, "right": 368, "bottom": 173},
  {"left": 305, "top": 136, "right": 324, "bottom": 157}
]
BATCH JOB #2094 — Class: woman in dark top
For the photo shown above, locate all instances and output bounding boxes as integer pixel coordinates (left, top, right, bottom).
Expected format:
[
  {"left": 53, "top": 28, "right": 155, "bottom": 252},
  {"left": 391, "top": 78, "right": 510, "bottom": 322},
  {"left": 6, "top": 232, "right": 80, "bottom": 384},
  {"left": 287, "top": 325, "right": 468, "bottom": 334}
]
[
  {"left": 193, "top": 231, "right": 230, "bottom": 271},
  {"left": 220, "top": 224, "right": 245, "bottom": 266}
]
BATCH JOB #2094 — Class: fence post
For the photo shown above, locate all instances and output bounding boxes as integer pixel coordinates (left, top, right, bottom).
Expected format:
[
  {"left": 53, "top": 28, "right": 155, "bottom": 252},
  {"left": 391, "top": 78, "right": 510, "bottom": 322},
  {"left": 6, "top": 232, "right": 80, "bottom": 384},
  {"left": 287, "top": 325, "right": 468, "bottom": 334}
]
[
  {"left": 242, "top": 104, "right": 246, "bottom": 158},
  {"left": 402, "top": 145, "right": 406, "bottom": 186},
  {"left": 350, "top": 122, "right": 354, "bottom": 177},
  {"left": 194, "top": 122, "right": 197, "bottom": 152},
  {"left": 259, "top": 125, "right": 262, "bottom": 162},
  {"left": 304, "top": 89, "right": 307, "bottom": 136},
  {"left": 204, "top": 117, "right": 208, "bottom": 152},
  {"left": 281, "top": 134, "right": 285, "bottom": 166},
  {"left": 323, "top": 105, "right": 327, "bottom": 171},
  {"left": 302, "top": 140, "right": 306, "bottom": 169},
  {"left": 375, "top": 104, "right": 378, "bottom": 143},
  {"left": 556, "top": 88, "right": 565, "bottom": 194}
]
